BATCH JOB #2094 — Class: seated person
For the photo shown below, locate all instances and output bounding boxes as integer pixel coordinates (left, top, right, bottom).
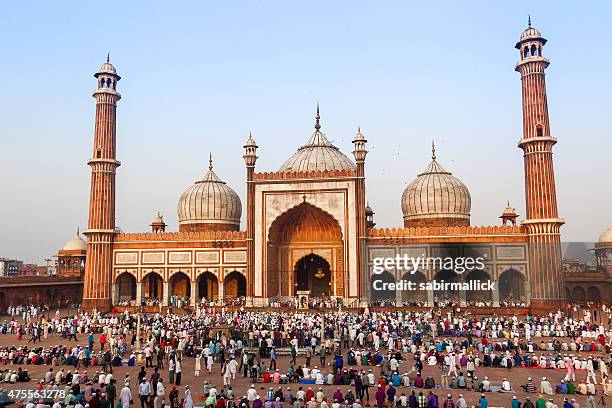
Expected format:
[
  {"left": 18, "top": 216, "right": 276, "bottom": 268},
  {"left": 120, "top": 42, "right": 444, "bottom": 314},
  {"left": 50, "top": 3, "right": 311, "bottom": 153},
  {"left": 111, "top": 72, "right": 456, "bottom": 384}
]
[
  {"left": 566, "top": 380, "right": 575, "bottom": 395},
  {"left": 480, "top": 376, "right": 490, "bottom": 392},
  {"left": 540, "top": 377, "right": 553, "bottom": 395},
  {"left": 575, "top": 381, "right": 588, "bottom": 395},
  {"left": 500, "top": 378, "right": 512, "bottom": 392},
  {"left": 521, "top": 378, "right": 536, "bottom": 393},
  {"left": 556, "top": 380, "right": 568, "bottom": 394},
  {"left": 414, "top": 374, "right": 424, "bottom": 388}
]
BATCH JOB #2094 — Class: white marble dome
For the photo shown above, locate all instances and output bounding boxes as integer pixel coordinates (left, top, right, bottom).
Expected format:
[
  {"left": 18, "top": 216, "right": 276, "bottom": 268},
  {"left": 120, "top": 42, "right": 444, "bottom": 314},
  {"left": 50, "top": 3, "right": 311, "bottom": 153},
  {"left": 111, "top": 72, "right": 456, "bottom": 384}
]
[
  {"left": 177, "top": 158, "right": 242, "bottom": 229},
  {"left": 401, "top": 146, "right": 471, "bottom": 225},
  {"left": 98, "top": 62, "right": 117, "bottom": 75},
  {"left": 62, "top": 229, "right": 87, "bottom": 251},
  {"left": 598, "top": 226, "right": 612, "bottom": 244},
  {"left": 520, "top": 26, "right": 542, "bottom": 40},
  {"left": 279, "top": 109, "right": 356, "bottom": 173}
]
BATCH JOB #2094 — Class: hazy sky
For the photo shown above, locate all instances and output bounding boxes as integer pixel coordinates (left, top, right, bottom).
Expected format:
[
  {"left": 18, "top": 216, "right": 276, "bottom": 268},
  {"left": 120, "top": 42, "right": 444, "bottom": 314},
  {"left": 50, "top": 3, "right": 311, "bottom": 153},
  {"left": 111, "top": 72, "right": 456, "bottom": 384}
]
[{"left": 1, "top": 1, "right": 610, "bottom": 264}]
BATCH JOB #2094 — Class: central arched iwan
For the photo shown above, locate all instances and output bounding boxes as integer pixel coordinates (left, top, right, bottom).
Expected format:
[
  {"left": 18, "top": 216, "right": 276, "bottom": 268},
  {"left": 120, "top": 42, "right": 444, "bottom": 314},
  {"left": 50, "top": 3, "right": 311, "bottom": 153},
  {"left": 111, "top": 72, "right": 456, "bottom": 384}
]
[{"left": 266, "top": 201, "right": 344, "bottom": 298}]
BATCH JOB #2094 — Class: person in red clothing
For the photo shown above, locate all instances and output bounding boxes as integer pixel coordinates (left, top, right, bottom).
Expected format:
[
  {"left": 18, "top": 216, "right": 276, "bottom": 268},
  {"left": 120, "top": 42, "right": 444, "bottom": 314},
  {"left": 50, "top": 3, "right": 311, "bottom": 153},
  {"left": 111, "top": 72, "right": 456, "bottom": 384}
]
[
  {"left": 443, "top": 394, "right": 454, "bottom": 408},
  {"left": 305, "top": 387, "right": 315, "bottom": 403},
  {"left": 374, "top": 384, "right": 385, "bottom": 408},
  {"left": 99, "top": 333, "right": 106, "bottom": 350}
]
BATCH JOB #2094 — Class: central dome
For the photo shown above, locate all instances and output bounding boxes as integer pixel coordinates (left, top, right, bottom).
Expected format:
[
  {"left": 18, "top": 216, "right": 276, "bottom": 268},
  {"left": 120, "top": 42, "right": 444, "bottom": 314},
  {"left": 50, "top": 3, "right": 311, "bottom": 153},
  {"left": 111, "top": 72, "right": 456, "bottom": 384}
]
[
  {"left": 279, "top": 108, "right": 356, "bottom": 173},
  {"left": 177, "top": 155, "right": 242, "bottom": 232},
  {"left": 401, "top": 144, "right": 471, "bottom": 227}
]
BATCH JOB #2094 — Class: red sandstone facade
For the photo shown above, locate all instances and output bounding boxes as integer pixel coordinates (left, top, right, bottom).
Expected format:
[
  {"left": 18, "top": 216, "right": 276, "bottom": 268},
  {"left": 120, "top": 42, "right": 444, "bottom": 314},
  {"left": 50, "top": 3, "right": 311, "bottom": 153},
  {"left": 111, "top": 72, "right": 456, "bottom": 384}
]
[
  {"left": 73, "top": 24, "right": 600, "bottom": 311},
  {"left": 515, "top": 25, "right": 565, "bottom": 306},
  {"left": 82, "top": 60, "right": 121, "bottom": 311}
]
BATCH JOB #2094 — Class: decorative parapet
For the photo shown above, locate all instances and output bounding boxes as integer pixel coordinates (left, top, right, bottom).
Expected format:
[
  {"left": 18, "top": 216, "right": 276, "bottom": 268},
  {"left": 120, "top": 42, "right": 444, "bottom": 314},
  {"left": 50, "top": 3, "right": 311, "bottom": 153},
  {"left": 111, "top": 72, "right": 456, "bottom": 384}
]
[
  {"left": 367, "top": 225, "right": 526, "bottom": 241},
  {"left": 115, "top": 230, "right": 247, "bottom": 242},
  {"left": 253, "top": 168, "right": 356, "bottom": 181}
]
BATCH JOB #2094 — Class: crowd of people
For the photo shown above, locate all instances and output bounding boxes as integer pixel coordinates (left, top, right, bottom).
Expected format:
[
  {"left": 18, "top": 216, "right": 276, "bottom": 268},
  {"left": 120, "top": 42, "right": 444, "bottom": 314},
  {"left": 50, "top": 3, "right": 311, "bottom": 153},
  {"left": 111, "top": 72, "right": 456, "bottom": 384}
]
[{"left": 0, "top": 302, "right": 609, "bottom": 407}]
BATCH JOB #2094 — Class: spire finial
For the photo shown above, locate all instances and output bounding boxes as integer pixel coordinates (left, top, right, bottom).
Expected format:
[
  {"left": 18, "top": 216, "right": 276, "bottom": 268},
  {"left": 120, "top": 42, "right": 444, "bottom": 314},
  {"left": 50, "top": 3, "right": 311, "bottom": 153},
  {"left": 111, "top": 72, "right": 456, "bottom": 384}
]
[
  {"left": 528, "top": 15, "right": 531, "bottom": 28},
  {"left": 76, "top": 226, "right": 80, "bottom": 235},
  {"left": 209, "top": 152, "right": 213, "bottom": 171},
  {"left": 431, "top": 140, "right": 436, "bottom": 160},
  {"left": 314, "top": 103, "right": 321, "bottom": 131},
  {"left": 358, "top": 126, "right": 361, "bottom": 133},
  {"left": 106, "top": 51, "right": 110, "bottom": 64}
]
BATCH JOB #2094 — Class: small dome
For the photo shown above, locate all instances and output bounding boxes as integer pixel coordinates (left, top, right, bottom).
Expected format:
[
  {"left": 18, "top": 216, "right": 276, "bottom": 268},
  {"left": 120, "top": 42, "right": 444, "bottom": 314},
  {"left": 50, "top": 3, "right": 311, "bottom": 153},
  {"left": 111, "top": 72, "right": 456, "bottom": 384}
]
[
  {"left": 244, "top": 134, "right": 258, "bottom": 148},
  {"left": 520, "top": 27, "right": 542, "bottom": 41},
  {"left": 401, "top": 144, "right": 471, "bottom": 227},
  {"left": 62, "top": 229, "right": 87, "bottom": 251},
  {"left": 152, "top": 213, "right": 165, "bottom": 224},
  {"left": 279, "top": 108, "right": 355, "bottom": 173},
  {"left": 598, "top": 226, "right": 612, "bottom": 244},
  {"left": 177, "top": 156, "right": 242, "bottom": 230},
  {"left": 98, "top": 62, "right": 117, "bottom": 75},
  {"left": 502, "top": 202, "right": 517, "bottom": 216}
]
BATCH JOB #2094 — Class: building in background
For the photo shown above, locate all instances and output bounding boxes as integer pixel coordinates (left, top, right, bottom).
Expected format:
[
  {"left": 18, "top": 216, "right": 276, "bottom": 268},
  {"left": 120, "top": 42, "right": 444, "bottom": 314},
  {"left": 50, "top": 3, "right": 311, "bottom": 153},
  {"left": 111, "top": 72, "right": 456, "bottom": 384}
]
[{"left": 2, "top": 23, "right": 609, "bottom": 311}]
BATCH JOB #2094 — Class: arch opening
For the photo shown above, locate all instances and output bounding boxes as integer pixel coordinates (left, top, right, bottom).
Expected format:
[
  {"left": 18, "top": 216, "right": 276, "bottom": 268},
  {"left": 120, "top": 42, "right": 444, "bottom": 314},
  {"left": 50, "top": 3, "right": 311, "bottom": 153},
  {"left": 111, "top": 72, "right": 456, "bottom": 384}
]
[
  {"left": 499, "top": 269, "right": 526, "bottom": 302},
  {"left": 370, "top": 271, "right": 395, "bottom": 302},
  {"left": 169, "top": 271, "right": 191, "bottom": 300},
  {"left": 116, "top": 272, "right": 136, "bottom": 302},
  {"left": 224, "top": 271, "right": 246, "bottom": 299},
  {"left": 400, "top": 271, "right": 427, "bottom": 304},
  {"left": 465, "top": 270, "right": 492, "bottom": 303},
  {"left": 267, "top": 201, "right": 344, "bottom": 298},
  {"left": 434, "top": 269, "right": 459, "bottom": 301},
  {"left": 143, "top": 271, "right": 163, "bottom": 300},
  {"left": 197, "top": 272, "right": 218, "bottom": 301},
  {"left": 587, "top": 286, "right": 601, "bottom": 302},
  {"left": 294, "top": 254, "right": 331, "bottom": 297}
]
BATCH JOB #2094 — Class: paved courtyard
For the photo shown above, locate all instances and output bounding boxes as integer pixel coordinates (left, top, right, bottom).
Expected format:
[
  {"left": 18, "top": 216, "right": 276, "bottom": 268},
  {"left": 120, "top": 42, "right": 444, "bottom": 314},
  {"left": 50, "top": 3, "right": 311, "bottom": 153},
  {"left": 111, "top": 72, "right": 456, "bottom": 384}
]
[{"left": 0, "top": 309, "right": 608, "bottom": 407}]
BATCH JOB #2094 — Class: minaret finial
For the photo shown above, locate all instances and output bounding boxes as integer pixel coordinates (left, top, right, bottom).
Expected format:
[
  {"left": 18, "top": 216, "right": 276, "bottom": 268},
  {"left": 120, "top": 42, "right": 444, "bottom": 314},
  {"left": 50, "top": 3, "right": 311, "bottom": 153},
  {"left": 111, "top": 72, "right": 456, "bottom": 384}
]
[
  {"left": 106, "top": 51, "right": 110, "bottom": 63},
  {"left": 315, "top": 103, "right": 321, "bottom": 131},
  {"left": 431, "top": 140, "right": 436, "bottom": 160},
  {"left": 209, "top": 152, "right": 213, "bottom": 171},
  {"left": 77, "top": 226, "right": 80, "bottom": 235},
  {"left": 528, "top": 15, "right": 531, "bottom": 28}
]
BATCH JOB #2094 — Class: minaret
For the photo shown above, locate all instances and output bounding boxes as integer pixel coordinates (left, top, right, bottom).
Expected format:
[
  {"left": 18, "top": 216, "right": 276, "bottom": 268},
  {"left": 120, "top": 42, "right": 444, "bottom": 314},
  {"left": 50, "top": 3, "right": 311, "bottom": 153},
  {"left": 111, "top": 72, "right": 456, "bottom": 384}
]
[
  {"left": 82, "top": 56, "right": 121, "bottom": 311},
  {"left": 515, "top": 21, "right": 565, "bottom": 306},
  {"left": 243, "top": 132, "right": 258, "bottom": 305},
  {"left": 352, "top": 126, "right": 368, "bottom": 303}
]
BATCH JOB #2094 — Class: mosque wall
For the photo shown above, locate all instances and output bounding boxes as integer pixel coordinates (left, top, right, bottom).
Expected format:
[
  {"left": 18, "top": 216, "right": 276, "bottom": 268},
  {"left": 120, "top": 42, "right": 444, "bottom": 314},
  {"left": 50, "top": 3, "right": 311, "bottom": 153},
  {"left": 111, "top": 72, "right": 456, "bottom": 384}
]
[
  {"left": 252, "top": 175, "right": 359, "bottom": 304},
  {"left": 365, "top": 228, "right": 530, "bottom": 306},
  {"left": 110, "top": 233, "right": 247, "bottom": 305}
]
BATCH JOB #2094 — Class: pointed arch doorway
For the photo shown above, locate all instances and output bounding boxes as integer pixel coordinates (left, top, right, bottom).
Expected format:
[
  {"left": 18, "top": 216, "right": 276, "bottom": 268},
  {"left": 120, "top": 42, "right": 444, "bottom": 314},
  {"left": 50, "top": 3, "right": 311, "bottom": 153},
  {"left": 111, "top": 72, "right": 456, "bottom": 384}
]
[
  {"left": 294, "top": 254, "right": 332, "bottom": 297},
  {"left": 266, "top": 201, "right": 344, "bottom": 299}
]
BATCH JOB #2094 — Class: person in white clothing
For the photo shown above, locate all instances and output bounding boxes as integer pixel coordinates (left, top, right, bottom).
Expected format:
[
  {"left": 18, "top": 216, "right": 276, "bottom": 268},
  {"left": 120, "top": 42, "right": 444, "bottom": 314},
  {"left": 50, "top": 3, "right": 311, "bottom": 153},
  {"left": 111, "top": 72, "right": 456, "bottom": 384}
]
[
  {"left": 194, "top": 354, "right": 201, "bottom": 377},
  {"left": 155, "top": 378, "right": 165, "bottom": 408},
  {"left": 120, "top": 384, "right": 132, "bottom": 408}
]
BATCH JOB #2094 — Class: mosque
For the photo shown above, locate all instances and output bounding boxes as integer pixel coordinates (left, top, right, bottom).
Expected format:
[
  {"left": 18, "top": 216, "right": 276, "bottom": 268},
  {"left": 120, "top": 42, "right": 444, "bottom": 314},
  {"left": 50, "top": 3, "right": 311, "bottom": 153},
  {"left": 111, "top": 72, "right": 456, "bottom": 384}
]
[{"left": 54, "top": 23, "right": 609, "bottom": 312}]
